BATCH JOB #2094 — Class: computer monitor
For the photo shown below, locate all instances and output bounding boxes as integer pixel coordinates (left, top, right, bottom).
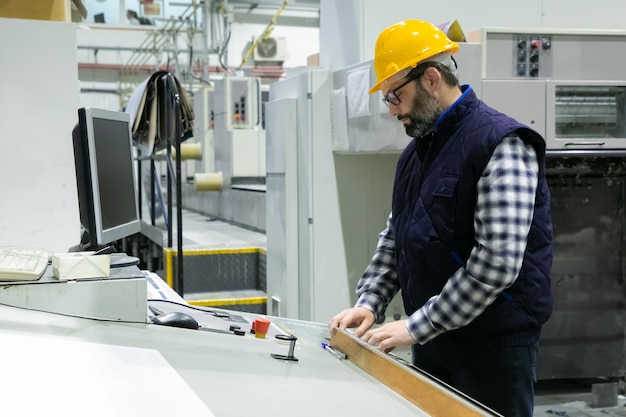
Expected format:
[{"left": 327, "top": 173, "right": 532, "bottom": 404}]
[
  {"left": 71, "top": 107, "right": 141, "bottom": 251},
  {"left": 94, "top": 13, "right": 105, "bottom": 23}
]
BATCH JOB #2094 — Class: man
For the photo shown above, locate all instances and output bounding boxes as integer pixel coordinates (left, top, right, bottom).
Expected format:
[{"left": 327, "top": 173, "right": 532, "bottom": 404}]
[
  {"left": 127, "top": 9, "right": 153, "bottom": 25},
  {"left": 328, "top": 20, "right": 553, "bottom": 417}
]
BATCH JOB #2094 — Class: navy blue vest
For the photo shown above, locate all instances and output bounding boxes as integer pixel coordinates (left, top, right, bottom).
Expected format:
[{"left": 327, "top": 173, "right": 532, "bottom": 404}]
[{"left": 392, "top": 86, "right": 553, "bottom": 348}]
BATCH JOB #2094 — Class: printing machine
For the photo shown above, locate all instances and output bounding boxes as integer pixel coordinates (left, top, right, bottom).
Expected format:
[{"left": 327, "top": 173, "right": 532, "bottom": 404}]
[
  {"left": 266, "top": 28, "right": 626, "bottom": 381},
  {"left": 466, "top": 28, "right": 626, "bottom": 380}
]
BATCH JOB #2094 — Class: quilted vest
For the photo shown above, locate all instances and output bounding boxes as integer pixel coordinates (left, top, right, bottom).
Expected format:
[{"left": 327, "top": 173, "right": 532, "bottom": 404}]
[{"left": 392, "top": 86, "right": 553, "bottom": 348}]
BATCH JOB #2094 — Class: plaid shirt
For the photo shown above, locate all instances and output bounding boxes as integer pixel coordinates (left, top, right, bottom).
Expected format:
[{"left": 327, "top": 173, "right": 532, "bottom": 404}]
[{"left": 355, "top": 135, "right": 539, "bottom": 344}]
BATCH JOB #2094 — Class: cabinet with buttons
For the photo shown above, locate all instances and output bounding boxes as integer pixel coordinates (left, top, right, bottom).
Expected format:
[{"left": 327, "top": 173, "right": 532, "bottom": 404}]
[{"left": 516, "top": 34, "right": 552, "bottom": 78}]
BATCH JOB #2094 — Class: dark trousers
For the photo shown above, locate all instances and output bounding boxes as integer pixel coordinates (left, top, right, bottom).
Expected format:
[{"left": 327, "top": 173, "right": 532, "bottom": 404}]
[{"left": 412, "top": 341, "right": 538, "bottom": 417}]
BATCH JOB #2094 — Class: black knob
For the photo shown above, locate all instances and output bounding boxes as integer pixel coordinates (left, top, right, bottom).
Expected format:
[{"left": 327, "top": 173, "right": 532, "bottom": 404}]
[
  {"left": 517, "top": 39, "right": 527, "bottom": 49},
  {"left": 529, "top": 51, "right": 539, "bottom": 63},
  {"left": 542, "top": 38, "right": 551, "bottom": 50},
  {"left": 530, "top": 66, "right": 539, "bottom": 77}
]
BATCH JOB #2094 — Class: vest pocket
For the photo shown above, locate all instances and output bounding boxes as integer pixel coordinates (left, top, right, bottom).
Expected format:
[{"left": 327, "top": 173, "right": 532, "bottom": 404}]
[{"left": 429, "top": 176, "right": 458, "bottom": 242}]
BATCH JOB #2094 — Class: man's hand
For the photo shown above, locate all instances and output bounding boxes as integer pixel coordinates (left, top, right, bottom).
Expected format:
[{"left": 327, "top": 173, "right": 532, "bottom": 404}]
[
  {"left": 328, "top": 307, "right": 375, "bottom": 338},
  {"left": 362, "top": 320, "right": 416, "bottom": 353}
]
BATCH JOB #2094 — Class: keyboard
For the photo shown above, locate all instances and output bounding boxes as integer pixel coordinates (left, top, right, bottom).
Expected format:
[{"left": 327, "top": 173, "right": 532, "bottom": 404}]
[{"left": 0, "top": 247, "right": 50, "bottom": 281}]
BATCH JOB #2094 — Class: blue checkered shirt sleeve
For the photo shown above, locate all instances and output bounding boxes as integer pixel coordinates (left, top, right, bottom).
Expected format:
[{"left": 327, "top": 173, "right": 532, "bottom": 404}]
[{"left": 355, "top": 135, "right": 539, "bottom": 344}]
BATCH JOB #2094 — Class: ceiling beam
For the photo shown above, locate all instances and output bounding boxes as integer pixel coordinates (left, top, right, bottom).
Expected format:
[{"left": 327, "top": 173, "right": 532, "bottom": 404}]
[{"left": 232, "top": 11, "right": 319, "bottom": 27}]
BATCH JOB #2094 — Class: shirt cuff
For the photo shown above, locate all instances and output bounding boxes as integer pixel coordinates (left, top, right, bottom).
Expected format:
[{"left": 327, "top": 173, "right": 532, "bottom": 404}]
[
  {"left": 355, "top": 294, "right": 383, "bottom": 320},
  {"left": 406, "top": 298, "right": 444, "bottom": 345}
]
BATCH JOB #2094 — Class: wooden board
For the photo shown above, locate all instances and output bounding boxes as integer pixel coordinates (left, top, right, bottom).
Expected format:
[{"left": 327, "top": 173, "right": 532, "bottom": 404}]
[
  {"left": 330, "top": 328, "right": 502, "bottom": 417},
  {"left": 0, "top": 0, "right": 69, "bottom": 22}
]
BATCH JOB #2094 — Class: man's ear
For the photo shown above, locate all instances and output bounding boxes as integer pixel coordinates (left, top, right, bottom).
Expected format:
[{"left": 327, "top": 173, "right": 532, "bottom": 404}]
[
  {"left": 421, "top": 66, "right": 442, "bottom": 92},
  {"left": 423, "top": 66, "right": 441, "bottom": 86}
]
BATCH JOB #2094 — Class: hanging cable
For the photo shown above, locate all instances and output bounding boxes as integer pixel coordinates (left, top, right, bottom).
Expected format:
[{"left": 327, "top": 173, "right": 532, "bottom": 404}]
[
  {"left": 239, "top": 0, "right": 290, "bottom": 68},
  {"left": 218, "top": 29, "right": 232, "bottom": 72}
]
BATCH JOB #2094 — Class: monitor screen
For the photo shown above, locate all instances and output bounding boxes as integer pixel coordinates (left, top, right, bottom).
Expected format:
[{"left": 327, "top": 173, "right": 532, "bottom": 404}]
[{"left": 72, "top": 107, "right": 141, "bottom": 250}]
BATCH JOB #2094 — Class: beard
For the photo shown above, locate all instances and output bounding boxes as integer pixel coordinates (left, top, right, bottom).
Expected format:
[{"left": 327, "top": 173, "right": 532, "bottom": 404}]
[{"left": 399, "top": 83, "right": 442, "bottom": 138}]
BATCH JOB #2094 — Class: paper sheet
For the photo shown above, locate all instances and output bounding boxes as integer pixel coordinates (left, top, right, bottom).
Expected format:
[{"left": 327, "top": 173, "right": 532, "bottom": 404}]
[
  {"left": 0, "top": 332, "right": 215, "bottom": 417},
  {"left": 124, "top": 77, "right": 149, "bottom": 124},
  {"left": 125, "top": 77, "right": 154, "bottom": 154},
  {"left": 347, "top": 66, "right": 371, "bottom": 119}
]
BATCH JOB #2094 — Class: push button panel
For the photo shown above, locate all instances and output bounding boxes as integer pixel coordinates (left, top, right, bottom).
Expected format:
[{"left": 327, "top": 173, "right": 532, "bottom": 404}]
[{"left": 515, "top": 34, "right": 552, "bottom": 78}]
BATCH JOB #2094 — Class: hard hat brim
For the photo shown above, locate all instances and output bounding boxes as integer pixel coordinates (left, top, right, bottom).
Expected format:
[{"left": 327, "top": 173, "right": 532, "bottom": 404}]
[{"left": 368, "top": 48, "right": 458, "bottom": 95}]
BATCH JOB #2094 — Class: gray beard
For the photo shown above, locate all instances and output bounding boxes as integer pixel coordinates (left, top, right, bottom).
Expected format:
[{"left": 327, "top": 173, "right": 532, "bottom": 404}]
[
  {"left": 403, "top": 86, "right": 442, "bottom": 138},
  {"left": 404, "top": 116, "right": 437, "bottom": 138}
]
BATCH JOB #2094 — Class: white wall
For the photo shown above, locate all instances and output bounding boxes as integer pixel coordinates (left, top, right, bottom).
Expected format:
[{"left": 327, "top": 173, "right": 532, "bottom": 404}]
[
  {"left": 82, "top": 0, "right": 126, "bottom": 24},
  {"left": 0, "top": 18, "right": 81, "bottom": 252},
  {"left": 320, "top": 0, "right": 626, "bottom": 69}
]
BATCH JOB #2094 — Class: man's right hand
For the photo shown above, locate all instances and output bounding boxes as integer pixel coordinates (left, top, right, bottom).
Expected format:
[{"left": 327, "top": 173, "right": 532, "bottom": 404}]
[{"left": 328, "top": 307, "right": 375, "bottom": 338}]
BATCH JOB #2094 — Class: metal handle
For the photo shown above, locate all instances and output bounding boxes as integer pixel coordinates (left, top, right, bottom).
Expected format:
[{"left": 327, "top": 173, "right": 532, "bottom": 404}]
[
  {"left": 255, "top": 77, "right": 261, "bottom": 127},
  {"left": 272, "top": 334, "right": 299, "bottom": 362},
  {"left": 564, "top": 142, "right": 606, "bottom": 146}
]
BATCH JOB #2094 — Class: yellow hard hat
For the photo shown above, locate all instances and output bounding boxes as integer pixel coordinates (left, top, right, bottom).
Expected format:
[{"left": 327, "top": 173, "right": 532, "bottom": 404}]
[{"left": 369, "top": 20, "right": 459, "bottom": 94}]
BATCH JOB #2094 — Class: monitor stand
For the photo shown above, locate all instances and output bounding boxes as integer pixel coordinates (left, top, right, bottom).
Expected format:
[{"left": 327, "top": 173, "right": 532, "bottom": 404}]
[
  {"left": 68, "top": 230, "right": 105, "bottom": 252},
  {"left": 68, "top": 231, "right": 140, "bottom": 268},
  {"left": 110, "top": 253, "right": 140, "bottom": 268}
]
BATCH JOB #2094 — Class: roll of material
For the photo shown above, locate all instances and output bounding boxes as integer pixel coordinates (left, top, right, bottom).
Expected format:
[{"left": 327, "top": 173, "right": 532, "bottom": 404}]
[
  {"left": 155, "top": 143, "right": 202, "bottom": 160},
  {"left": 194, "top": 172, "right": 223, "bottom": 192},
  {"left": 173, "top": 143, "right": 202, "bottom": 160}
]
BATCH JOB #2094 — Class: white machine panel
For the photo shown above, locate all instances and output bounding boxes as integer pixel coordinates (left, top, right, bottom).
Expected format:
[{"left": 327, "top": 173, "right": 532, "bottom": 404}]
[{"left": 482, "top": 80, "right": 547, "bottom": 139}]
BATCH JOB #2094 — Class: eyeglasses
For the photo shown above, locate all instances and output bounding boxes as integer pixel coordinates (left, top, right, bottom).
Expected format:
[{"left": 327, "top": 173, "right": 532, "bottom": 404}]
[
  {"left": 381, "top": 59, "right": 458, "bottom": 106},
  {"left": 381, "top": 76, "right": 418, "bottom": 106}
]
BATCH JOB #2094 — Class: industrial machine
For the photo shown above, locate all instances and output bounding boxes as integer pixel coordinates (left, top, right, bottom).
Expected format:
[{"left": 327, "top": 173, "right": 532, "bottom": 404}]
[
  {"left": 468, "top": 28, "right": 626, "bottom": 151},
  {"left": 466, "top": 28, "right": 626, "bottom": 380},
  {"left": 267, "top": 28, "right": 626, "bottom": 380},
  {"left": 182, "top": 76, "right": 265, "bottom": 205}
]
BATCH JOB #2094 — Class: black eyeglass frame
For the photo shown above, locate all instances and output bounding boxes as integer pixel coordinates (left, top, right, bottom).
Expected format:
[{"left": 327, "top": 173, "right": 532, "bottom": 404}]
[
  {"left": 381, "top": 76, "right": 420, "bottom": 106},
  {"left": 381, "top": 59, "right": 458, "bottom": 106}
]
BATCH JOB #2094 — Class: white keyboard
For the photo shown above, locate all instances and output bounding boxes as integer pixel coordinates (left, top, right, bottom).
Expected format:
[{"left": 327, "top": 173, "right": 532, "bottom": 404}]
[{"left": 0, "top": 247, "right": 50, "bottom": 281}]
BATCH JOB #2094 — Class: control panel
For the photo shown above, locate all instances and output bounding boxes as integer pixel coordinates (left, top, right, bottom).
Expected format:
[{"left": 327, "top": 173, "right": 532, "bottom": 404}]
[{"left": 515, "top": 34, "right": 552, "bottom": 78}]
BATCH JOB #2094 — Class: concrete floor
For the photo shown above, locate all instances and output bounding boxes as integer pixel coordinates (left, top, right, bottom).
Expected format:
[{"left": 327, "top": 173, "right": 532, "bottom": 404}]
[
  {"left": 534, "top": 399, "right": 626, "bottom": 416},
  {"left": 535, "top": 381, "right": 626, "bottom": 417}
]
